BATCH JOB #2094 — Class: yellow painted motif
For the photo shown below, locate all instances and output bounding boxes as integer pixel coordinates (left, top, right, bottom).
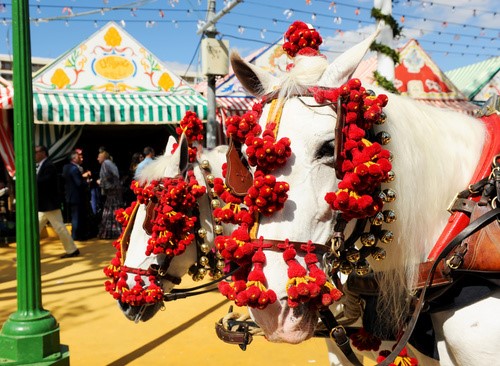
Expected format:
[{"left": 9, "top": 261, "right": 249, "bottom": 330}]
[
  {"left": 51, "top": 68, "right": 70, "bottom": 89},
  {"left": 96, "top": 82, "right": 138, "bottom": 92},
  {"left": 94, "top": 55, "right": 135, "bottom": 81},
  {"left": 104, "top": 27, "right": 122, "bottom": 47},
  {"left": 158, "top": 72, "right": 174, "bottom": 91}
]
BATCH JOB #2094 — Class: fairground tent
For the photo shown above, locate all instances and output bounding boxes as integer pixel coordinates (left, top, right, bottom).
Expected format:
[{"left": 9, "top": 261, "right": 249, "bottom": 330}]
[
  {"left": 445, "top": 56, "right": 500, "bottom": 104},
  {"left": 0, "top": 21, "right": 207, "bottom": 176},
  {"left": 352, "top": 39, "right": 479, "bottom": 115}
]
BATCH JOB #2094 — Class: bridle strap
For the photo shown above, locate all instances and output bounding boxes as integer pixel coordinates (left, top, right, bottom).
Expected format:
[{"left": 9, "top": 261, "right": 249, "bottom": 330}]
[
  {"left": 319, "top": 309, "right": 364, "bottom": 366},
  {"left": 334, "top": 96, "right": 345, "bottom": 180},
  {"left": 249, "top": 238, "right": 331, "bottom": 256},
  {"left": 120, "top": 201, "right": 140, "bottom": 265}
]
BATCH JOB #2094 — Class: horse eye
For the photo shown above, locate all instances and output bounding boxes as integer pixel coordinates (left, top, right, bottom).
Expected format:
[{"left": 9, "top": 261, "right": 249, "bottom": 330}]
[{"left": 316, "top": 139, "right": 335, "bottom": 162}]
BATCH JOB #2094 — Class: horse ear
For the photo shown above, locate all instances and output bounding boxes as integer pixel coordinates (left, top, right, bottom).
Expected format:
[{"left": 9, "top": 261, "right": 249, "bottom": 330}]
[
  {"left": 231, "top": 52, "right": 278, "bottom": 97},
  {"left": 165, "top": 135, "right": 177, "bottom": 155},
  {"left": 177, "top": 133, "right": 189, "bottom": 176},
  {"left": 318, "top": 27, "right": 380, "bottom": 87}
]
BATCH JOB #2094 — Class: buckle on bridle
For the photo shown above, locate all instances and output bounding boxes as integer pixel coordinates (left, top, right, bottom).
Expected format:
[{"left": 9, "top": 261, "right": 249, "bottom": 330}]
[{"left": 329, "top": 325, "right": 349, "bottom": 346}]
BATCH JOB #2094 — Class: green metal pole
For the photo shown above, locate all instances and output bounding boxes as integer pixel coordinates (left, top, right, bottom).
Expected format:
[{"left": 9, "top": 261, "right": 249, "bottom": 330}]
[{"left": 0, "top": 1, "right": 69, "bottom": 364}]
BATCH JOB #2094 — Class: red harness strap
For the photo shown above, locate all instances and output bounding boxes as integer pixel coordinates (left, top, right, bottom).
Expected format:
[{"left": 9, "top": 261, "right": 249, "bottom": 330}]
[{"left": 428, "top": 114, "right": 500, "bottom": 261}]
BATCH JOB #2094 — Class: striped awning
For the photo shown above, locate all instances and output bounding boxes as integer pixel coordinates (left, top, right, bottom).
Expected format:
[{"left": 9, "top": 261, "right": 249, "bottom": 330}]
[
  {"left": 33, "top": 92, "right": 208, "bottom": 124},
  {"left": 414, "top": 98, "right": 480, "bottom": 116},
  {"left": 217, "top": 96, "right": 256, "bottom": 117}
]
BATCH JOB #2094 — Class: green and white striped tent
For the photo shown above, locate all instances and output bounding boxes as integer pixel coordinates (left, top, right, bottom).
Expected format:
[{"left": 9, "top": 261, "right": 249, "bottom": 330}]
[
  {"left": 445, "top": 56, "right": 500, "bottom": 104},
  {"left": 0, "top": 22, "right": 207, "bottom": 171},
  {"left": 32, "top": 21, "right": 207, "bottom": 125},
  {"left": 33, "top": 92, "right": 207, "bottom": 125}
]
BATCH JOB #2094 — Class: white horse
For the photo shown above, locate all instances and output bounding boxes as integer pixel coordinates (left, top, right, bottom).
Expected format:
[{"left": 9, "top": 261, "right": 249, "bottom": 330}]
[
  {"left": 228, "top": 31, "right": 500, "bottom": 366},
  {"left": 106, "top": 134, "right": 230, "bottom": 322},
  {"left": 105, "top": 31, "right": 500, "bottom": 366}
]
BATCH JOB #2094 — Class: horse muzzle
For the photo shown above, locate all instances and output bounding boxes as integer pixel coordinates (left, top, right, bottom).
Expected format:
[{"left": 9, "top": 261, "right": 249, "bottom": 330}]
[
  {"left": 118, "top": 300, "right": 164, "bottom": 323},
  {"left": 249, "top": 298, "right": 318, "bottom": 344}
]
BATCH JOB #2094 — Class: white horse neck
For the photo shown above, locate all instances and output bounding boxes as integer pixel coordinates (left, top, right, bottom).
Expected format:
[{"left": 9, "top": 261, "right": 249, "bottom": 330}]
[{"left": 378, "top": 92, "right": 486, "bottom": 271}]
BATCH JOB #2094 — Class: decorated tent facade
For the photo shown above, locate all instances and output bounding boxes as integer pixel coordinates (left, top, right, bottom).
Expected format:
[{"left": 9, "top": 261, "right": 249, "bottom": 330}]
[
  {"left": 445, "top": 56, "right": 500, "bottom": 104},
  {"left": 0, "top": 22, "right": 208, "bottom": 174},
  {"left": 353, "top": 39, "right": 479, "bottom": 115},
  {"left": 32, "top": 21, "right": 207, "bottom": 125}
]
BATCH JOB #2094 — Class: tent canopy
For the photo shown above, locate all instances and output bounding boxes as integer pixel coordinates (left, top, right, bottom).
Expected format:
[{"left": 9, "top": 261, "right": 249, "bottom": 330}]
[
  {"left": 31, "top": 21, "right": 207, "bottom": 124},
  {"left": 445, "top": 56, "right": 500, "bottom": 103}
]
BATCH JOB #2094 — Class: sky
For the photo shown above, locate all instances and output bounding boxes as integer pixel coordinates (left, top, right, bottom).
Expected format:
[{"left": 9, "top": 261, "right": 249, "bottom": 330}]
[{"left": 0, "top": 0, "right": 498, "bottom": 78}]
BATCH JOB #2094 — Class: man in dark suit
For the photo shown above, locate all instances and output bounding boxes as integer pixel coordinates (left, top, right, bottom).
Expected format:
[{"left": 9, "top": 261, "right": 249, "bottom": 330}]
[
  {"left": 62, "top": 149, "right": 91, "bottom": 242},
  {"left": 36, "top": 145, "right": 79, "bottom": 258}
]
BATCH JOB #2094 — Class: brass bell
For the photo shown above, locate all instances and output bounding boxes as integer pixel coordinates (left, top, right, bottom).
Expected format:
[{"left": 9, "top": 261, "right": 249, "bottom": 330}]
[
  {"left": 206, "top": 174, "right": 215, "bottom": 185},
  {"left": 383, "top": 210, "right": 396, "bottom": 223},
  {"left": 370, "top": 212, "right": 385, "bottom": 226},
  {"left": 360, "top": 232, "right": 376, "bottom": 247},
  {"left": 200, "top": 160, "right": 210, "bottom": 170},
  {"left": 371, "top": 247, "right": 386, "bottom": 261},
  {"left": 215, "top": 251, "right": 224, "bottom": 259},
  {"left": 376, "top": 131, "right": 391, "bottom": 145},
  {"left": 354, "top": 260, "right": 371, "bottom": 276},
  {"left": 197, "top": 227, "right": 207, "bottom": 238},
  {"left": 339, "top": 261, "right": 353, "bottom": 275},
  {"left": 216, "top": 260, "right": 226, "bottom": 270},
  {"left": 199, "top": 256, "right": 209, "bottom": 267},
  {"left": 331, "top": 258, "right": 341, "bottom": 270},
  {"left": 388, "top": 151, "right": 394, "bottom": 162},
  {"left": 211, "top": 199, "right": 221, "bottom": 209},
  {"left": 385, "top": 170, "right": 396, "bottom": 182},
  {"left": 214, "top": 224, "right": 224, "bottom": 235},
  {"left": 192, "top": 273, "right": 204, "bottom": 281},
  {"left": 345, "top": 248, "right": 361, "bottom": 263},
  {"left": 188, "top": 265, "right": 198, "bottom": 276},
  {"left": 212, "top": 270, "right": 223, "bottom": 280},
  {"left": 379, "top": 230, "right": 394, "bottom": 244},
  {"left": 383, "top": 189, "right": 396, "bottom": 202},
  {"left": 375, "top": 112, "right": 387, "bottom": 125},
  {"left": 210, "top": 188, "right": 218, "bottom": 197},
  {"left": 200, "top": 243, "right": 210, "bottom": 254},
  {"left": 198, "top": 268, "right": 208, "bottom": 277}
]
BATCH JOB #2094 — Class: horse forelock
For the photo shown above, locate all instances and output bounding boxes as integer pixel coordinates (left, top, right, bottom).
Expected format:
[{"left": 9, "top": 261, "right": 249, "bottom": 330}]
[{"left": 276, "top": 54, "right": 330, "bottom": 100}]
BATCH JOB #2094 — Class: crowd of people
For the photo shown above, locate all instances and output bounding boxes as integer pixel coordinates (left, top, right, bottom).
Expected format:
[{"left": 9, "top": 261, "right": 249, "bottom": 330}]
[{"left": 34, "top": 145, "right": 155, "bottom": 258}]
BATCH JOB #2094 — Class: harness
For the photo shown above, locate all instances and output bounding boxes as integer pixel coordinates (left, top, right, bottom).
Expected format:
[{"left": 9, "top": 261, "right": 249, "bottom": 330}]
[
  {"left": 216, "top": 91, "right": 500, "bottom": 366},
  {"left": 111, "top": 87, "right": 500, "bottom": 366}
]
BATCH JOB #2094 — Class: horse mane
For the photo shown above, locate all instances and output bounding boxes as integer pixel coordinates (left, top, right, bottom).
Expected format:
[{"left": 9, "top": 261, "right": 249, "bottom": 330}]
[
  {"left": 135, "top": 152, "right": 174, "bottom": 183},
  {"left": 270, "top": 53, "right": 487, "bottom": 333}
]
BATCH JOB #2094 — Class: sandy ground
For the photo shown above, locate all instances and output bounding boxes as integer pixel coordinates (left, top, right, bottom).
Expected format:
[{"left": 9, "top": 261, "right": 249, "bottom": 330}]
[{"left": 0, "top": 234, "right": 337, "bottom": 366}]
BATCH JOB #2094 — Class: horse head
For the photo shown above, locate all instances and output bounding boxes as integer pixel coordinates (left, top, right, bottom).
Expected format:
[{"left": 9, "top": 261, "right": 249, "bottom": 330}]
[
  {"left": 229, "top": 30, "right": 386, "bottom": 343},
  {"left": 107, "top": 134, "right": 201, "bottom": 322}
]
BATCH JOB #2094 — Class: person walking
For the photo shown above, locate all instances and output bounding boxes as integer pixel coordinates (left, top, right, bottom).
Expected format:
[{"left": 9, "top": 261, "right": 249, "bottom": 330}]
[
  {"left": 62, "top": 149, "right": 91, "bottom": 241},
  {"left": 134, "top": 146, "right": 155, "bottom": 177},
  {"left": 35, "top": 145, "right": 79, "bottom": 258},
  {"left": 96, "top": 150, "right": 123, "bottom": 239}
]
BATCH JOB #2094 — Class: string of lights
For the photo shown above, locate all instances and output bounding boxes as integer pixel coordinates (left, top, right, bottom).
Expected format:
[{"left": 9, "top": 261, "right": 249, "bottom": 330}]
[
  {"left": 3, "top": 0, "right": 497, "bottom": 35},
  {"left": 0, "top": 0, "right": 496, "bottom": 71}
]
